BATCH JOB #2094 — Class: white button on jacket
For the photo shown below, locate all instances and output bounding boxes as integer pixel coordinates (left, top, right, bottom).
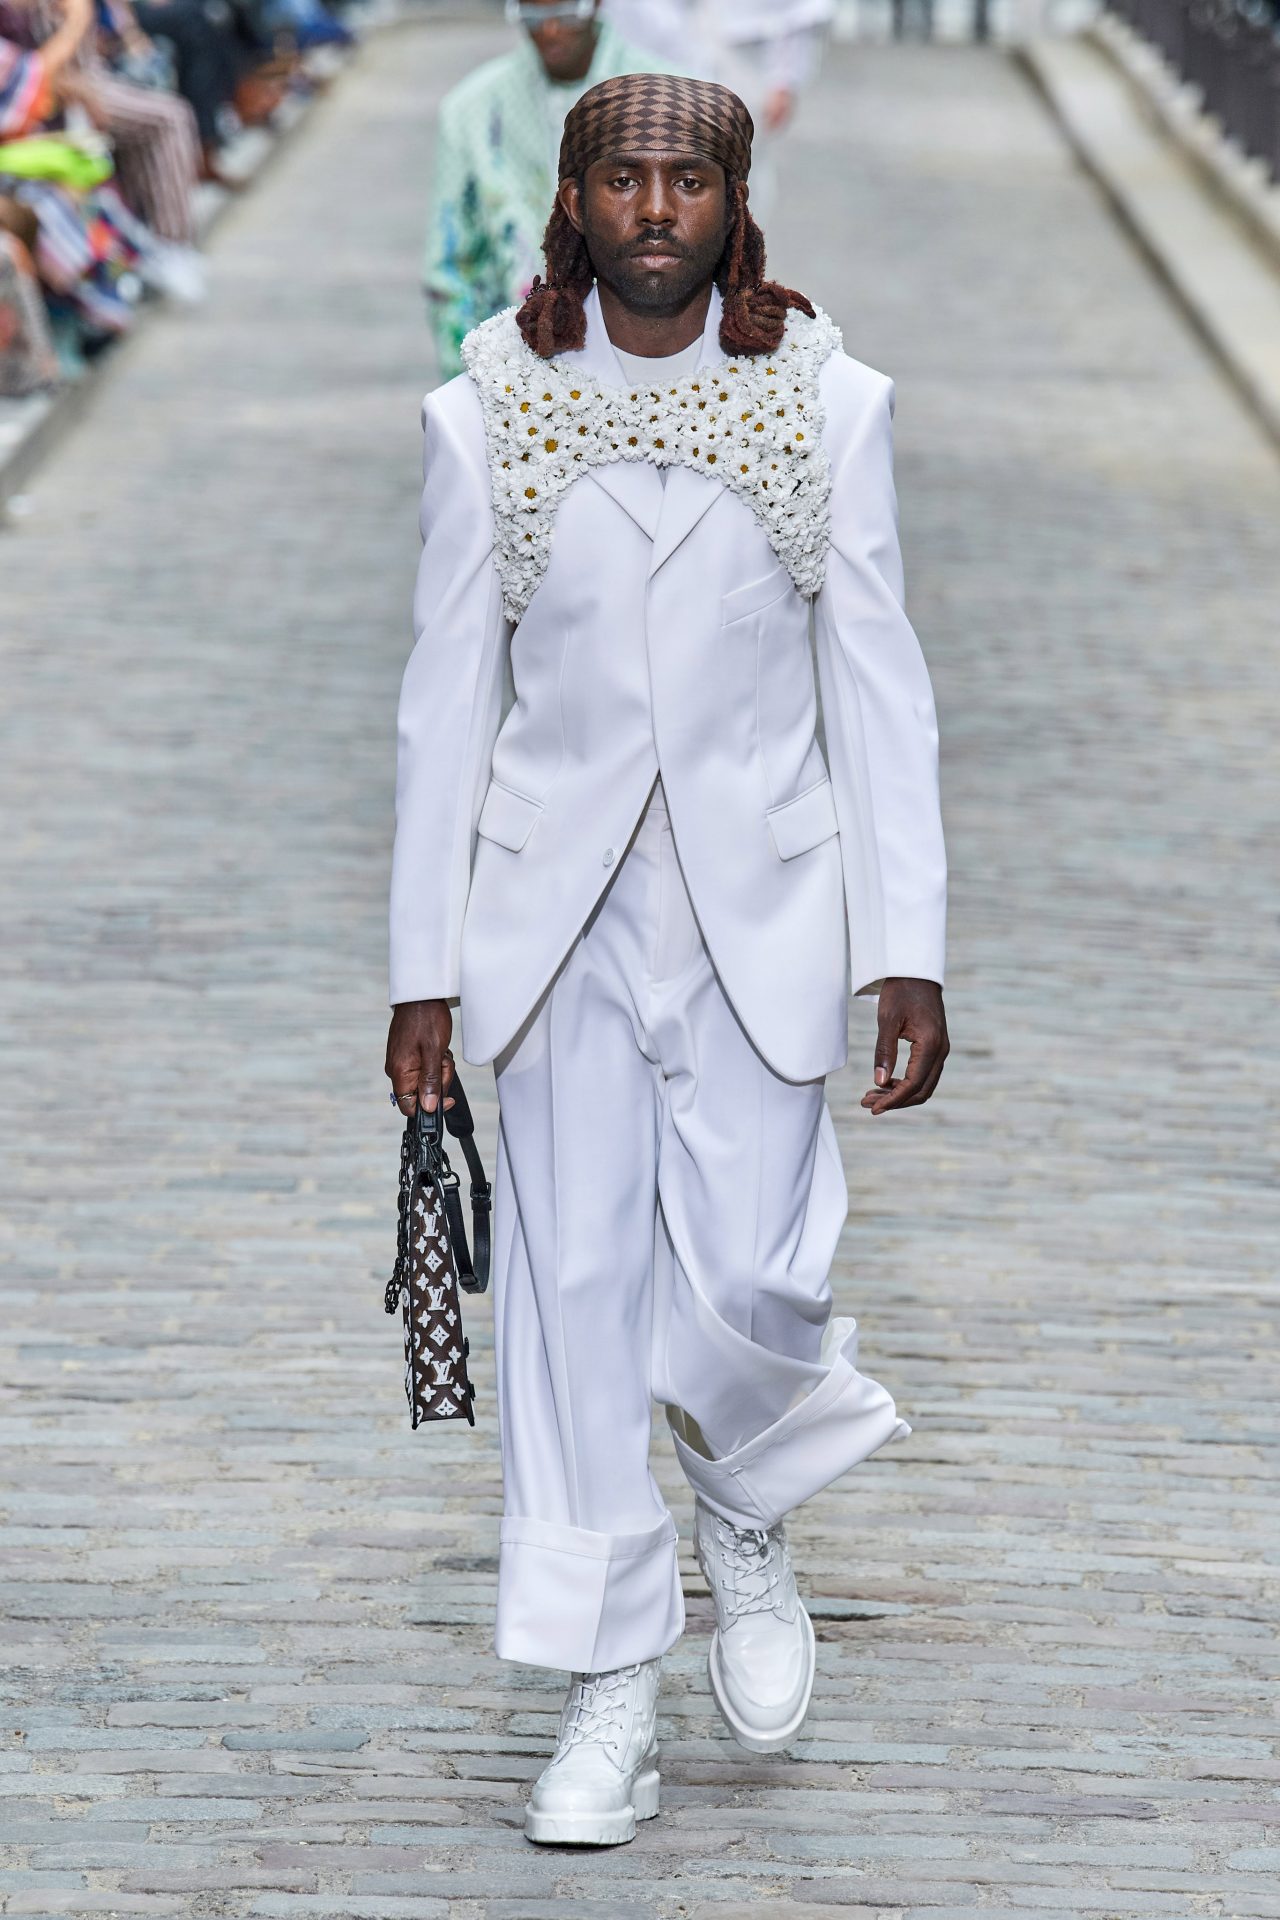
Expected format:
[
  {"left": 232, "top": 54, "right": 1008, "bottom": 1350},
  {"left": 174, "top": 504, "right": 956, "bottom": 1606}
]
[{"left": 390, "top": 287, "right": 947, "bottom": 1084}]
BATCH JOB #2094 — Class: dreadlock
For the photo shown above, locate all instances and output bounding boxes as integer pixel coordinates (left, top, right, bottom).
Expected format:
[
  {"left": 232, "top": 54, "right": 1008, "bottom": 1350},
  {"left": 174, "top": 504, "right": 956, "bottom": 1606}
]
[
  {"left": 517, "top": 196, "right": 594, "bottom": 358},
  {"left": 716, "top": 178, "right": 815, "bottom": 353},
  {"left": 516, "top": 176, "right": 814, "bottom": 360}
]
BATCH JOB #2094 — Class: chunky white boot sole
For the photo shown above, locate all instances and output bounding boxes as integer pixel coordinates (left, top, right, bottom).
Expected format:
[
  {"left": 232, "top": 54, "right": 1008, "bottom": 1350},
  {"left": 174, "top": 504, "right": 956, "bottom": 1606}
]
[
  {"left": 524, "top": 1755, "right": 660, "bottom": 1846},
  {"left": 707, "top": 1606, "right": 816, "bottom": 1754}
]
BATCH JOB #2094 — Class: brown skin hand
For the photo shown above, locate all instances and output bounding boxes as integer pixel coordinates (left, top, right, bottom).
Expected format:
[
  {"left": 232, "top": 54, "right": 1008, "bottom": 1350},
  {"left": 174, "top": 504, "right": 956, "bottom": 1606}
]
[
  {"left": 385, "top": 999, "right": 455, "bottom": 1116},
  {"left": 861, "top": 978, "right": 949, "bottom": 1116},
  {"left": 387, "top": 153, "right": 949, "bottom": 1118},
  {"left": 525, "top": 0, "right": 599, "bottom": 84}
]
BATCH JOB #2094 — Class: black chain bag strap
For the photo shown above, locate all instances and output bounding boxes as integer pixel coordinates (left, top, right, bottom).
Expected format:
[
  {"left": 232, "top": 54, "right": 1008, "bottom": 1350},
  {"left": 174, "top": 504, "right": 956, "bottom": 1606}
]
[{"left": 385, "top": 1073, "right": 492, "bottom": 1428}]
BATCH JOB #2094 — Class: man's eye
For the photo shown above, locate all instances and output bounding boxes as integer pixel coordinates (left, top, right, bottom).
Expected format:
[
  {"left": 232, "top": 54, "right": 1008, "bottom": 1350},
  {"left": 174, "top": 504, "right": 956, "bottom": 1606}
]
[
  {"left": 678, "top": 176, "right": 703, "bottom": 190},
  {"left": 611, "top": 174, "right": 636, "bottom": 188}
]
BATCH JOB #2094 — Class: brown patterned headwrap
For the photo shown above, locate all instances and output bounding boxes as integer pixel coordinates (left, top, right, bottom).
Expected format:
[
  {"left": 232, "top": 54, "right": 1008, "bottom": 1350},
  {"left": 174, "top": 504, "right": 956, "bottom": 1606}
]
[
  {"left": 515, "top": 71, "right": 814, "bottom": 361},
  {"left": 557, "top": 73, "right": 754, "bottom": 185}
]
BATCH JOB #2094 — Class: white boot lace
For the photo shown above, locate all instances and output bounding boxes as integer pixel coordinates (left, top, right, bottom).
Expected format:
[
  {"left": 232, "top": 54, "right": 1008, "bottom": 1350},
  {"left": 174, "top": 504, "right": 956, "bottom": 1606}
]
[
  {"left": 714, "top": 1519, "right": 788, "bottom": 1619},
  {"left": 560, "top": 1663, "right": 639, "bottom": 1755}
]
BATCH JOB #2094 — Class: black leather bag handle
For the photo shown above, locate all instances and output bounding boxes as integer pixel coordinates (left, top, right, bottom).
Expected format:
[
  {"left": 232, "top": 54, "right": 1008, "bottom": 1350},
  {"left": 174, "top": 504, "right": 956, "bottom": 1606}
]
[{"left": 417, "top": 1073, "right": 491, "bottom": 1295}]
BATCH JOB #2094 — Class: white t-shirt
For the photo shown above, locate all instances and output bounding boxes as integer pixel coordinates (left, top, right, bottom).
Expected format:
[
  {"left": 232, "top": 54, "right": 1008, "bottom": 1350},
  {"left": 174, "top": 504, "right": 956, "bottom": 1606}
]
[{"left": 612, "top": 340, "right": 703, "bottom": 386}]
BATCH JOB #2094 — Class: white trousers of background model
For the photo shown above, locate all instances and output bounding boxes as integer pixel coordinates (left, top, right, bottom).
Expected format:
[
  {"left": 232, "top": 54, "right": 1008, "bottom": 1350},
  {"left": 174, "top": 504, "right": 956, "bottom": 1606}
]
[{"left": 490, "top": 782, "right": 909, "bottom": 1673}]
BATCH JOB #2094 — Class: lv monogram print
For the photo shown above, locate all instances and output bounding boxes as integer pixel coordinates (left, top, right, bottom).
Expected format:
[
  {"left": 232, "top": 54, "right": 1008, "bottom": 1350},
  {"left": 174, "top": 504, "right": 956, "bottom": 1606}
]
[{"left": 386, "top": 1119, "right": 476, "bottom": 1427}]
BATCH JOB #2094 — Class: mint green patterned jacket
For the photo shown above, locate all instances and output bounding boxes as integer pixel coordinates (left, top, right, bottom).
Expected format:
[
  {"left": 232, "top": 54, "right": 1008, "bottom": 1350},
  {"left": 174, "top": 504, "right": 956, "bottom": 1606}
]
[{"left": 425, "top": 25, "right": 671, "bottom": 381}]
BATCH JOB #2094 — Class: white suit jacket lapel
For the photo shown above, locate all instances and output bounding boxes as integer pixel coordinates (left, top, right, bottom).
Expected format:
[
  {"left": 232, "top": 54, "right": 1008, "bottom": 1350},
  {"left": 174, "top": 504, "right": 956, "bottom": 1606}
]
[
  {"left": 649, "top": 288, "right": 726, "bottom": 579},
  {"left": 563, "top": 289, "right": 663, "bottom": 542}
]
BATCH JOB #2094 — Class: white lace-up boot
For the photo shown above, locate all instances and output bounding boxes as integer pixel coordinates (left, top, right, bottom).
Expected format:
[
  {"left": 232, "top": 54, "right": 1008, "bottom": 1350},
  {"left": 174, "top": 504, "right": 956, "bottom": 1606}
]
[
  {"left": 524, "top": 1657, "right": 662, "bottom": 1846},
  {"left": 694, "top": 1499, "right": 816, "bottom": 1753}
]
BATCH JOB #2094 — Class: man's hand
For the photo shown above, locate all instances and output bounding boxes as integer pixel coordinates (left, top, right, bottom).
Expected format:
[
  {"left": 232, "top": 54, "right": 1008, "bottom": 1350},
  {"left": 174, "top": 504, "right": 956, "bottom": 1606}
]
[
  {"left": 861, "top": 978, "right": 949, "bottom": 1116},
  {"left": 385, "top": 999, "right": 455, "bottom": 1117},
  {"left": 763, "top": 84, "right": 795, "bottom": 133}
]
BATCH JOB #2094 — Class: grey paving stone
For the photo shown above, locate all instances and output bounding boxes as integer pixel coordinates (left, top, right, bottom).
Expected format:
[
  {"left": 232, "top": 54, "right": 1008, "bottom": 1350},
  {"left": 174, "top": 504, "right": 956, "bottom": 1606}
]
[
  {"left": 220, "top": 1729, "right": 370, "bottom": 1751},
  {"left": 248, "top": 1902, "right": 451, "bottom": 1918}
]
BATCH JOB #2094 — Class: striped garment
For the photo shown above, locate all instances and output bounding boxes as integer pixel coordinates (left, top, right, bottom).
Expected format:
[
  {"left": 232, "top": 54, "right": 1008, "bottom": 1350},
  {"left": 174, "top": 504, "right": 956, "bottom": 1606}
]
[
  {"left": 1, "top": 29, "right": 146, "bottom": 335},
  {"left": 78, "top": 65, "right": 199, "bottom": 245},
  {"left": 15, "top": 0, "right": 199, "bottom": 245},
  {"left": 0, "top": 33, "right": 49, "bottom": 138}
]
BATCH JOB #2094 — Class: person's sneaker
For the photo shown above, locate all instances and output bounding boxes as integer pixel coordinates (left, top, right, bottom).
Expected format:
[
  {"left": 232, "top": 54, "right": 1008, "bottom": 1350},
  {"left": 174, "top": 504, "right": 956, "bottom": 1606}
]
[
  {"left": 524, "top": 1657, "right": 662, "bottom": 1846},
  {"left": 694, "top": 1499, "right": 816, "bottom": 1753},
  {"left": 138, "top": 243, "right": 207, "bottom": 306}
]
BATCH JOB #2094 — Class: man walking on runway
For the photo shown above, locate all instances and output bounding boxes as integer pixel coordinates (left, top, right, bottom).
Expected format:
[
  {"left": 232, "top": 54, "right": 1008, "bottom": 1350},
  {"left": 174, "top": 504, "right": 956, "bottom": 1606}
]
[{"left": 387, "top": 71, "right": 948, "bottom": 1847}]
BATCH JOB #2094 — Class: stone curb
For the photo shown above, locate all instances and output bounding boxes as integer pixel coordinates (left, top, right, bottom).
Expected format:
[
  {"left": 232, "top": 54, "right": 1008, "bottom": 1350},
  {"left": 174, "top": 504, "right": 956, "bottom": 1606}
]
[
  {"left": 1089, "top": 11, "right": 1280, "bottom": 273},
  {"left": 1015, "top": 32, "right": 1280, "bottom": 455}
]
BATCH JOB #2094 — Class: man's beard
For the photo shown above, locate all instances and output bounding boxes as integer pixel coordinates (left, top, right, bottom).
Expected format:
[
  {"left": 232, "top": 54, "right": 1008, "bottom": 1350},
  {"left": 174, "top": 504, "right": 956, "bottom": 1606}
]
[{"left": 584, "top": 217, "right": 728, "bottom": 316}]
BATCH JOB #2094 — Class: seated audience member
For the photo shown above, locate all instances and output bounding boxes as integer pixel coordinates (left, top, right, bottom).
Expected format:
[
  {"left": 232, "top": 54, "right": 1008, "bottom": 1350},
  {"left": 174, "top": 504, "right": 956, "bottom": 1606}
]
[
  {"left": 107, "top": 0, "right": 337, "bottom": 183},
  {"left": 1, "top": 1, "right": 153, "bottom": 346},
  {"left": 104, "top": 0, "right": 241, "bottom": 184},
  {"left": 10, "top": 0, "right": 202, "bottom": 253}
]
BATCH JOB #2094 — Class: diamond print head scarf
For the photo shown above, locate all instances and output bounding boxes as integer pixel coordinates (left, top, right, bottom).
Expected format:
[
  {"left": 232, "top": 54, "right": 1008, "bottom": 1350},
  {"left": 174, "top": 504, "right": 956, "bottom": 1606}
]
[
  {"left": 557, "top": 72, "right": 755, "bottom": 185},
  {"left": 514, "top": 70, "right": 814, "bottom": 363}
]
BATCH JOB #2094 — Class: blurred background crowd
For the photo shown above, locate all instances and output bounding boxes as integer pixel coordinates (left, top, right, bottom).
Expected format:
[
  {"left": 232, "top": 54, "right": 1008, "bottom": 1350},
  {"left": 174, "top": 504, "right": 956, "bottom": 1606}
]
[
  {"left": 4, "top": 0, "right": 1280, "bottom": 404},
  {"left": 0, "top": 0, "right": 356, "bottom": 391}
]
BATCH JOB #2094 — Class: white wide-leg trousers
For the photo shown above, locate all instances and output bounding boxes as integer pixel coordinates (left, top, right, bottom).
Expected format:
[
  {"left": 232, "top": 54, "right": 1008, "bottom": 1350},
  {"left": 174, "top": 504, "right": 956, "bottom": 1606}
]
[{"left": 489, "top": 783, "right": 909, "bottom": 1673}]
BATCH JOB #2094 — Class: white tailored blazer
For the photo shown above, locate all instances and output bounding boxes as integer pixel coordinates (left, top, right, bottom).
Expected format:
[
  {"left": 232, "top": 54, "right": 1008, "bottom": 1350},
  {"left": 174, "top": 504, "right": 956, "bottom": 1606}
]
[{"left": 390, "top": 286, "right": 947, "bottom": 1084}]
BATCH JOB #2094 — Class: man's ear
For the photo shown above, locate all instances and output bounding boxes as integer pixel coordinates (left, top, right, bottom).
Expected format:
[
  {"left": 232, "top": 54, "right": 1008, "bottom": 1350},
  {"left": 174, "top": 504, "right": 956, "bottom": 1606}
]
[{"left": 558, "top": 177, "right": 585, "bottom": 237}]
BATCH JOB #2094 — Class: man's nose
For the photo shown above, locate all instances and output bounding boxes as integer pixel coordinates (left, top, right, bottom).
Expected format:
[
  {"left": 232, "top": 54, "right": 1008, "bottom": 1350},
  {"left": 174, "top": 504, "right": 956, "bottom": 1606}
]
[{"left": 635, "top": 175, "right": 676, "bottom": 229}]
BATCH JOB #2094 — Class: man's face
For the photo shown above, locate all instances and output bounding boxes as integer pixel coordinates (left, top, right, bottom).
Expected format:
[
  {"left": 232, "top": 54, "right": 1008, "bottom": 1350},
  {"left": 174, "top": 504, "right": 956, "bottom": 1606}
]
[
  {"left": 561, "top": 153, "right": 732, "bottom": 317},
  {"left": 519, "top": 0, "right": 600, "bottom": 83}
]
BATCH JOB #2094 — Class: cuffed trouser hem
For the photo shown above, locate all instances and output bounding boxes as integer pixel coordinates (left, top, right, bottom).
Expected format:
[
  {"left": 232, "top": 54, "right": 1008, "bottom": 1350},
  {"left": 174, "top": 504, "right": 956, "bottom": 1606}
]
[
  {"left": 668, "top": 1316, "right": 910, "bottom": 1530},
  {"left": 494, "top": 1511, "right": 685, "bottom": 1673}
]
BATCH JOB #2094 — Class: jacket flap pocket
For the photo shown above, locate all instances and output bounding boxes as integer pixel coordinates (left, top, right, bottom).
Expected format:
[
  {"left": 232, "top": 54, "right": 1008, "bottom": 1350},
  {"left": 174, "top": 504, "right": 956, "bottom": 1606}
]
[
  {"left": 721, "top": 560, "right": 790, "bottom": 626},
  {"left": 766, "top": 779, "right": 839, "bottom": 860},
  {"left": 476, "top": 781, "right": 543, "bottom": 852}
]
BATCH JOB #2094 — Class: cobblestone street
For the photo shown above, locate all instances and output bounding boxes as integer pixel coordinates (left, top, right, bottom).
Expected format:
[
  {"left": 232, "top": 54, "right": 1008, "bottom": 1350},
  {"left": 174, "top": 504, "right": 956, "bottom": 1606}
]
[{"left": 2, "top": 17, "right": 1278, "bottom": 1918}]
